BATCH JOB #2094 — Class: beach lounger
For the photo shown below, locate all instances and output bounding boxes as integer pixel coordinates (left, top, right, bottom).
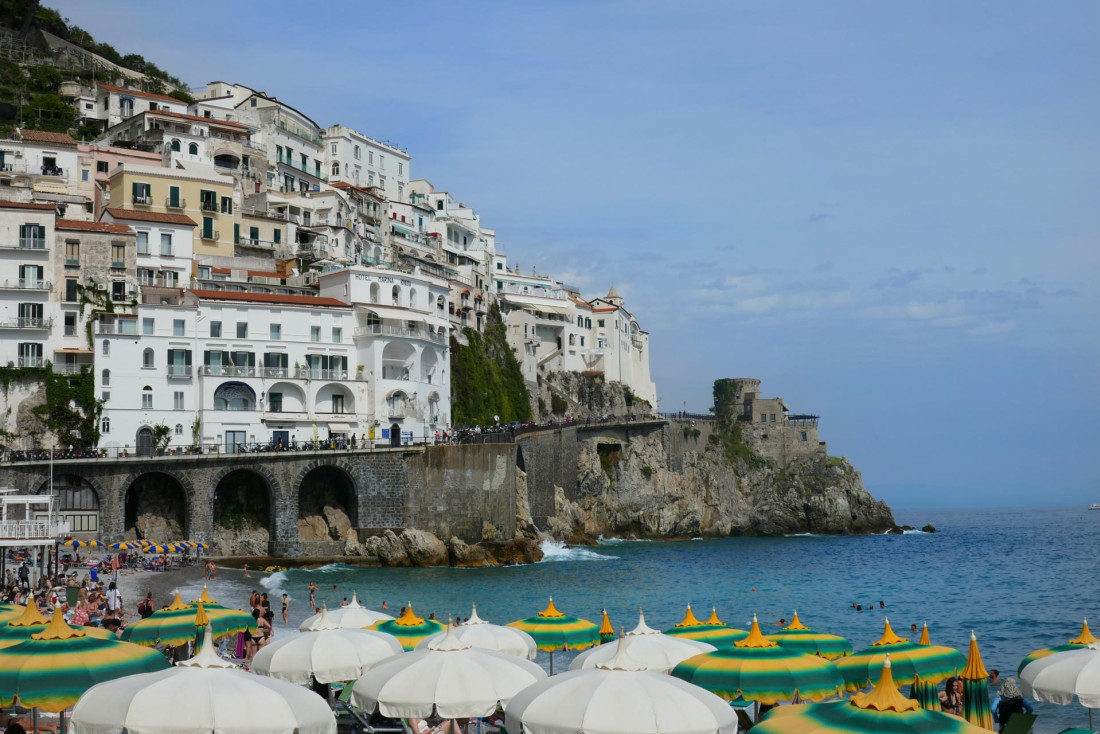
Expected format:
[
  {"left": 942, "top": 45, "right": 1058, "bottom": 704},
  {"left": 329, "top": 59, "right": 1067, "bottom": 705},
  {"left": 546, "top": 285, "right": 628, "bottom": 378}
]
[
  {"left": 1003, "top": 713, "right": 1038, "bottom": 734},
  {"left": 331, "top": 686, "right": 404, "bottom": 733}
]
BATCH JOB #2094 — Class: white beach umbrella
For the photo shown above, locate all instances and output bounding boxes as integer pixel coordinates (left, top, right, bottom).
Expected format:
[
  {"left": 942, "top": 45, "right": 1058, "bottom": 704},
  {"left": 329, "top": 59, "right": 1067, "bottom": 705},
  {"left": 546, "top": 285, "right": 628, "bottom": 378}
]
[
  {"left": 70, "top": 625, "right": 336, "bottom": 734},
  {"left": 1020, "top": 642, "right": 1100, "bottom": 727},
  {"left": 352, "top": 622, "right": 547, "bottom": 719},
  {"left": 570, "top": 610, "right": 717, "bottom": 673},
  {"left": 506, "top": 634, "right": 738, "bottom": 734},
  {"left": 298, "top": 593, "right": 394, "bottom": 631},
  {"left": 254, "top": 607, "right": 403, "bottom": 685},
  {"left": 416, "top": 604, "right": 538, "bottom": 660}
]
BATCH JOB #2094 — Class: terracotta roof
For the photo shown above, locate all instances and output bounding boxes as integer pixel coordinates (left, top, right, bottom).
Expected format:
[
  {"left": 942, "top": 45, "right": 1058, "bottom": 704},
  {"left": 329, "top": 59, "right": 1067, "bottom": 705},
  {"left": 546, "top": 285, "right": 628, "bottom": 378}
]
[
  {"left": 148, "top": 109, "right": 250, "bottom": 131},
  {"left": 189, "top": 289, "right": 348, "bottom": 308},
  {"left": 57, "top": 219, "right": 132, "bottom": 234},
  {"left": 15, "top": 129, "right": 77, "bottom": 146},
  {"left": 0, "top": 200, "right": 55, "bottom": 211},
  {"left": 98, "top": 83, "right": 184, "bottom": 105},
  {"left": 104, "top": 207, "right": 197, "bottom": 226},
  {"left": 591, "top": 306, "right": 617, "bottom": 313},
  {"left": 570, "top": 296, "right": 593, "bottom": 310}
]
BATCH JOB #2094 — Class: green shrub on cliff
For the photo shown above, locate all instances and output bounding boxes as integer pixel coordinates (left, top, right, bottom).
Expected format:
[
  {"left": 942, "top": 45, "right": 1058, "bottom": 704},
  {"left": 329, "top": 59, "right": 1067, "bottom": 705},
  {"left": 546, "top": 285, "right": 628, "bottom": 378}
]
[{"left": 450, "top": 303, "right": 532, "bottom": 426}]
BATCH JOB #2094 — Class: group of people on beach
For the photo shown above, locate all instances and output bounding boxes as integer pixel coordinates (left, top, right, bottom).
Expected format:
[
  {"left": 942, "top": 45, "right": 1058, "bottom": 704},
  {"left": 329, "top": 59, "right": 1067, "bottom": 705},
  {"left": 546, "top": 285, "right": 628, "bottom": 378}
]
[{"left": 938, "top": 669, "right": 1034, "bottom": 732}]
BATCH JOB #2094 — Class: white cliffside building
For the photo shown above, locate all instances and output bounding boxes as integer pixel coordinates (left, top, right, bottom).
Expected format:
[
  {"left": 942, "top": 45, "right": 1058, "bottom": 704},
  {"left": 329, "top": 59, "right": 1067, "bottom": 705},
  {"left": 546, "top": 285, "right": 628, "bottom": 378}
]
[{"left": 323, "top": 124, "right": 410, "bottom": 203}]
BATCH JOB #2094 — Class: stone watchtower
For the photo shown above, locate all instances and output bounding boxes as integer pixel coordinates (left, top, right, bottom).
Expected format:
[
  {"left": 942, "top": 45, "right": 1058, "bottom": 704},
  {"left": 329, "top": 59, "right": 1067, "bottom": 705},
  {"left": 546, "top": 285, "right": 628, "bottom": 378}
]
[{"left": 713, "top": 378, "right": 761, "bottom": 422}]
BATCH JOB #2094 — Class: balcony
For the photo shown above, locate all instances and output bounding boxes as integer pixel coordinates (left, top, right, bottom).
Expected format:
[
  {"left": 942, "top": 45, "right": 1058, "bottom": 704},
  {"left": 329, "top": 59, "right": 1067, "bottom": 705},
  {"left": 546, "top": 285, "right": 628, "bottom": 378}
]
[
  {"left": 0, "top": 317, "right": 52, "bottom": 329},
  {"left": 111, "top": 260, "right": 126, "bottom": 269},
  {"left": 0, "top": 519, "right": 70, "bottom": 541},
  {"left": 276, "top": 154, "right": 327, "bottom": 182},
  {"left": 276, "top": 117, "right": 323, "bottom": 146},
  {"left": 353, "top": 324, "right": 446, "bottom": 344},
  {"left": 53, "top": 363, "right": 88, "bottom": 375},
  {"left": 200, "top": 201, "right": 218, "bottom": 213},
  {"left": 0, "top": 239, "right": 49, "bottom": 252},
  {"left": 0, "top": 279, "right": 50, "bottom": 291},
  {"left": 260, "top": 366, "right": 289, "bottom": 378},
  {"left": 133, "top": 195, "right": 152, "bottom": 206},
  {"left": 388, "top": 407, "right": 412, "bottom": 419},
  {"left": 65, "top": 258, "right": 79, "bottom": 267},
  {"left": 166, "top": 365, "right": 193, "bottom": 378},
  {"left": 236, "top": 237, "right": 275, "bottom": 249},
  {"left": 201, "top": 365, "right": 255, "bottom": 377},
  {"left": 200, "top": 230, "right": 220, "bottom": 241},
  {"left": 165, "top": 197, "right": 187, "bottom": 209},
  {"left": 263, "top": 410, "right": 308, "bottom": 422},
  {"left": 16, "top": 357, "right": 44, "bottom": 368},
  {"left": 293, "top": 368, "right": 349, "bottom": 380}
]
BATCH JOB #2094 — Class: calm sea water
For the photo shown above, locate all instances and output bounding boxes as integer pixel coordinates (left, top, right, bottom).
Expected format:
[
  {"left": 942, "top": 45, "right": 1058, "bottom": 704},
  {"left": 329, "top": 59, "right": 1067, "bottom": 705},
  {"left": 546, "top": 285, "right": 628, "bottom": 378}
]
[{"left": 187, "top": 507, "right": 1100, "bottom": 733}]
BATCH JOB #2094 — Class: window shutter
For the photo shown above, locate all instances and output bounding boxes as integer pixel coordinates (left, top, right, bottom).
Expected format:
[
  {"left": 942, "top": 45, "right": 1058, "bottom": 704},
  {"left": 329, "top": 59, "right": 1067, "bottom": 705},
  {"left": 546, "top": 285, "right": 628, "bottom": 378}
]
[
  {"left": 234, "top": 224, "right": 239, "bottom": 244},
  {"left": 36, "top": 225, "right": 45, "bottom": 239},
  {"left": 250, "top": 227, "right": 259, "bottom": 241},
  {"left": 131, "top": 182, "right": 139, "bottom": 200},
  {"left": 274, "top": 229, "right": 281, "bottom": 244},
  {"left": 18, "top": 224, "right": 25, "bottom": 239}
]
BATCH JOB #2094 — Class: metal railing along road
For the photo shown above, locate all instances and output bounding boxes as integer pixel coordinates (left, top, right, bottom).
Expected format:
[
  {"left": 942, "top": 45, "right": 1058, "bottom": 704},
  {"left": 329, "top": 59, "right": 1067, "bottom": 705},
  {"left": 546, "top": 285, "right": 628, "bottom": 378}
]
[{"left": 1, "top": 440, "right": 436, "bottom": 463}]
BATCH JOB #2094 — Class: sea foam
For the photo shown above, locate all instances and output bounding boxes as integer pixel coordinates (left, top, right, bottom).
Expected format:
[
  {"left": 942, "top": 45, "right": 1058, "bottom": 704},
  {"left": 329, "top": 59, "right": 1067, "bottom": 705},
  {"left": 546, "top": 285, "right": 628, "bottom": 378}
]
[{"left": 538, "top": 539, "right": 617, "bottom": 562}]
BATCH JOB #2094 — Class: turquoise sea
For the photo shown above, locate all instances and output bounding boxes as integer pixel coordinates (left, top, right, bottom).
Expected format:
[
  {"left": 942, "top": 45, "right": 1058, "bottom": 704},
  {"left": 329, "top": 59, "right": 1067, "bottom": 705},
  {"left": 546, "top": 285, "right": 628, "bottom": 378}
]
[{"left": 194, "top": 507, "right": 1098, "bottom": 733}]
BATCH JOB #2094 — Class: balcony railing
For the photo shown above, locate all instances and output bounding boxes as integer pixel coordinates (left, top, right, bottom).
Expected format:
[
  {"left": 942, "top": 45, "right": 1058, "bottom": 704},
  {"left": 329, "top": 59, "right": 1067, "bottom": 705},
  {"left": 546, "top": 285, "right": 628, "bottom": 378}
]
[
  {"left": 276, "top": 117, "right": 323, "bottom": 146},
  {"left": 11, "top": 239, "right": 48, "bottom": 251},
  {"left": 293, "top": 368, "right": 349, "bottom": 380},
  {"left": 65, "top": 258, "right": 79, "bottom": 267},
  {"left": 0, "top": 317, "right": 51, "bottom": 329},
  {"left": 200, "top": 230, "right": 220, "bottom": 241},
  {"left": 260, "top": 366, "right": 288, "bottom": 378},
  {"left": 276, "top": 154, "right": 327, "bottom": 182},
  {"left": 237, "top": 238, "right": 274, "bottom": 249},
  {"left": 165, "top": 197, "right": 187, "bottom": 209},
  {"left": 133, "top": 195, "right": 152, "bottom": 206},
  {"left": 263, "top": 410, "right": 308, "bottom": 421},
  {"left": 111, "top": 260, "right": 126, "bottom": 269},
  {"left": 17, "top": 357, "right": 44, "bottom": 368},
  {"left": 200, "top": 201, "right": 218, "bottom": 212},
  {"left": 353, "top": 324, "right": 446, "bottom": 344},
  {"left": 53, "top": 363, "right": 88, "bottom": 375},
  {"left": 201, "top": 365, "right": 255, "bottom": 377},
  {"left": 166, "top": 365, "right": 193, "bottom": 378},
  {"left": 0, "top": 520, "right": 70, "bottom": 541},
  {"left": 0, "top": 279, "right": 50, "bottom": 291}
]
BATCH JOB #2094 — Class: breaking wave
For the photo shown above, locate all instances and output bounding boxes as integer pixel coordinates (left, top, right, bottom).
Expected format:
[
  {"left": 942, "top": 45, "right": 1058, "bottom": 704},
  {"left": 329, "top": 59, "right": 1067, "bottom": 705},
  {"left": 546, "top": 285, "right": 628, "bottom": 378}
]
[{"left": 538, "top": 540, "right": 617, "bottom": 562}]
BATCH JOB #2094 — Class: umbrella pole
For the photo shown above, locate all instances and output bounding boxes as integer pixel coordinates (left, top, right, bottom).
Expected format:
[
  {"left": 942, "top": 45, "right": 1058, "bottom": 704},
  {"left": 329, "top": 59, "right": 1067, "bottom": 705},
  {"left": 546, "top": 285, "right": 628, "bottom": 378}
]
[
  {"left": 32, "top": 708, "right": 38, "bottom": 734},
  {"left": 549, "top": 650, "right": 554, "bottom": 675},
  {"left": 1089, "top": 707, "right": 1093, "bottom": 729}
]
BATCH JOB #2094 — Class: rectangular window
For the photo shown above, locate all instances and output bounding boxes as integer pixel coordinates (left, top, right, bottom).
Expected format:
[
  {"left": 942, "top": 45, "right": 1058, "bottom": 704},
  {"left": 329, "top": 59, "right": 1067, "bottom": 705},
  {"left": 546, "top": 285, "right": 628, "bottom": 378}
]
[
  {"left": 332, "top": 394, "right": 344, "bottom": 414},
  {"left": 760, "top": 414, "right": 767, "bottom": 423},
  {"left": 331, "top": 142, "right": 338, "bottom": 154},
  {"left": 597, "top": 320, "right": 605, "bottom": 328},
  {"left": 249, "top": 226, "right": 259, "bottom": 243},
  {"left": 270, "top": 324, "right": 281, "bottom": 340},
  {"left": 142, "top": 392, "right": 153, "bottom": 409},
  {"left": 111, "top": 242, "right": 125, "bottom": 267},
  {"left": 136, "top": 231, "right": 148, "bottom": 255},
  {"left": 233, "top": 223, "right": 240, "bottom": 244},
  {"left": 132, "top": 182, "right": 151, "bottom": 204},
  {"left": 64, "top": 312, "right": 76, "bottom": 336},
  {"left": 142, "top": 317, "right": 154, "bottom": 335},
  {"left": 210, "top": 321, "right": 221, "bottom": 338},
  {"left": 202, "top": 216, "right": 214, "bottom": 239},
  {"left": 65, "top": 240, "right": 79, "bottom": 266},
  {"left": 111, "top": 281, "right": 125, "bottom": 301},
  {"left": 96, "top": 161, "right": 109, "bottom": 173},
  {"left": 770, "top": 414, "right": 776, "bottom": 422},
  {"left": 81, "top": 169, "right": 89, "bottom": 181},
  {"left": 65, "top": 278, "right": 78, "bottom": 302},
  {"left": 398, "top": 161, "right": 403, "bottom": 176},
  {"left": 174, "top": 392, "right": 184, "bottom": 410},
  {"left": 220, "top": 196, "right": 232, "bottom": 214},
  {"left": 167, "top": 185, "right": 181, "bottom": 208},
  {"left": 273, "top": 229, "right": 281, "bottom": 244},
  {"left": 101, "top": 392, "right": 109, "bottom": 403},
  {"left": 173, "top": 319, "right": 185, "bottom": 336},
  {"left": 332, "top": 327, "right": 342, "bottom": 343},
  {"left": 236, "top": 322, "right": 247, "bottom": 338},
  {"left": 310, "top": 325, "right": 320, "bottom": 342},
  {"left": 800, "top": 431, "right": 808, "bottom": 441},
  {"left": 200, "top": 189, "right": 217, "bottom": 212},
  {"left": 162, "top": 270, "right": 178, "bottom": 287},
  {"left": 160, "top": 233, "right": 172, "bottom": 256}
]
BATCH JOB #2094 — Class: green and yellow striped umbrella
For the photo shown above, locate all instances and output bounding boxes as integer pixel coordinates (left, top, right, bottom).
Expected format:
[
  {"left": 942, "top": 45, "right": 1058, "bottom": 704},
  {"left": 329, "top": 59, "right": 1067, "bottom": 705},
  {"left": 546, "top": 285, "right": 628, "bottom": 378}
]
[
  {"left": 908, "top": 624, "right": 942, "bottom": 711},
  {"left": 0, "top": 608, "right": 170, "bottom": 713},
  {"left": 370, "top": 603, "right": 447, "bottom": 651},
  {"left": 599, "top": 609, "right": 615, "bottom": 644},
  {"left": 1018, "top": 618, "right": 1097, "bottom": 674},
  {"left": 189, "top": 586, "right": 257, "bottom": 636},
  {"left": 665, "top": 604, "right": 748, "bottom": 649},
  {"left": 766, "top": 611, "right": 853, "bottom": 660},
  {"left": 671, "top": 615, "right": 843, "bottom": 705},
  {"left": 755, "top": 655, "right": 990, "bottom": 734},
  {"left": 0, "top": 602, "right": 113, "bottom": 649},
  {"left": 837, "top": 619, "right": 965, "bottom": 693},
  {"left": 960, "top": 631, "right": 994, "bottom": 730},
  {"left": 0, "top": 604, "right": 23, "bottom": 623},
  {"left": 508, "top": 597, "right": 601, "bottom": 653},
  {"left": 121, "top": 591, "right": 254, "bottom": 647}
]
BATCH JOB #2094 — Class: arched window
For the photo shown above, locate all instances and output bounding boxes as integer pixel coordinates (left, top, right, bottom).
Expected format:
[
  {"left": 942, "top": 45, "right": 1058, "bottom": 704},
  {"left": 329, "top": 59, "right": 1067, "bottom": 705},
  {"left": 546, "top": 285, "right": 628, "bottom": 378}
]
[
  {"left": 170, "top": 139, "right": 181, "bottom": 152},
  {"left": 391, "top": 285, "right": 400, "bottom": 306},
  {"left": 141, "top": 386, "right": 152, "bottom": 409},
  {"left": 102, "top": 339, "right": 110, "bottom": 356},
  {"left": 577, "top": 316, "right": 583, "bottom": 326},
  {"left": 188, "top": 142, "right": 199, "bottom": 155},
  {"left": 102, "top": 368, "right": 110, "bottom": 386},
  {"left": 369, "top": 282, "right": 380, "bottom": 304},
  {"left": 100, "top": 417, "right": 110, "bottom": 433},
  {"left": 409, "top": 288, "right": 417, "bottom": 308},
  {"left": 331, "top": 162, "right": 340, "bottom": 176},
  {"left": 174, "top": 423, "right": 183, "bottom": 435},
  {"left": 568, "top": 334, "right": 576, "bottom": 346},
  {"left": 142, "top": 348, "right": 154, "bottom": 368},
  {"left": 213, "top": 381, "right": 256, "bottom": 411}
]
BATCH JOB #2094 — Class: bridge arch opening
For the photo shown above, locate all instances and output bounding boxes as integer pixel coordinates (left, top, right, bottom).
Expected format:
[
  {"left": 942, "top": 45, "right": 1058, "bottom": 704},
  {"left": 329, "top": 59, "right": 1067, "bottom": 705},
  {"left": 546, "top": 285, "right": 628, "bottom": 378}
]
[
  {"left": 297, "top": 466, "right": 357, "bottom": 542},
  {"left": 38, "top": 475, "right": 99, "bottom": 534},
  {"left": 212, "top": 469, "right": 273, "bottom": 554},
  {"left": 124, "top": 472, "right": 188, "bottom": 542}
]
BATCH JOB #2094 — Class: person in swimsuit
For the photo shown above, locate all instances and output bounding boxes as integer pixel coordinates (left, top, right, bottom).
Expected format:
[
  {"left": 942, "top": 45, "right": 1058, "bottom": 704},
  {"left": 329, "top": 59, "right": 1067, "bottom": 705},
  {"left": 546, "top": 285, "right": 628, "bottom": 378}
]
[{"left": 281, "top": 593, "right": 289, "bottom": 624}]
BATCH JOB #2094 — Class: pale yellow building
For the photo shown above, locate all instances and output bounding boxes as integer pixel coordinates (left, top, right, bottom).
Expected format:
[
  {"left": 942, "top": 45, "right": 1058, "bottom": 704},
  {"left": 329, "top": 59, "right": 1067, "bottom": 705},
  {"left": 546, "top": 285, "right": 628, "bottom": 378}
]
[{"left": 105, "top": 164, "right": 237, "bottom": 258}]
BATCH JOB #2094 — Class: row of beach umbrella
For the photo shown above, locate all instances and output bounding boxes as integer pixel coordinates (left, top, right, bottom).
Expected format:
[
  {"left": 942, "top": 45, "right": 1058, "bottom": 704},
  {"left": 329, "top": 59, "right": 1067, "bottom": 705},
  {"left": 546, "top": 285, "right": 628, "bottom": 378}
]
[{"left": 61, "top": 539, "right": 210, "bottom": 552}]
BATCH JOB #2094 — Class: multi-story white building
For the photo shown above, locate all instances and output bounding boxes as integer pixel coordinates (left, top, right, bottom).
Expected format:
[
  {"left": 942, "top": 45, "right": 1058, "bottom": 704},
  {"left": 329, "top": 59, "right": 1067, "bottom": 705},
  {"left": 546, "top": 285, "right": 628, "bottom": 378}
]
[
  {"left": 92, "top": 84, "right": 188, "bottom": 130},
  {"left": 0, "top": 130, "right": 81, "bottom": 200},
  {"left": 0, "top": 200, "right": 57, "bottom": 370},
  {"left": 323, "top": 124, "right": 410, "bottom": 203},
  {"left": 94, "top": 265, "right": 451, "bottom": 454},
  {"left": 101, "top": 207, "right": 196, "bottom": 290}
]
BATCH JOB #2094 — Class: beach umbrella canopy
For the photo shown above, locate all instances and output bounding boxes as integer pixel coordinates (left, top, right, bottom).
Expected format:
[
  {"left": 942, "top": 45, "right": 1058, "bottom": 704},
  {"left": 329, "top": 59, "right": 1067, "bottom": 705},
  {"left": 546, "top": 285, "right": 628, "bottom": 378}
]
[
  {"left": 664, "top": 604, "right": 748, "bottom": 649},
  {"left": 121, "top": 591, "right": 253, "bottom": 647},
  {"left": 70, "top": 624, "right": 336, "bottom": 734},
  {"left": 960, "top": 631, "right": 994, "bottom": 730},
  {"left": 108, "top": 541, "right": 144, "bottom": 551},
  {"left": 62, "top": 540, "right": 103, "bottom": 549},
  {"left": 671, "top": 615, "right": 843, "bottom": 705},
  {"left": 0, "top": 603, "right": 24, "bottom": 623},
  {"left": 599, "top": 609, "right": 615, "bottom": 643},
  {"left": 140, "top": 542, "right": 179, "bottom": 554},
  {"left": 298, "top": 592, "right": 393, "bottom": 631},
  {"left": 369, "top": 603, "right": 447, "bottom": 651},
  {"left": 417, "top": 604, "right": 537, "bottom": 660},
  {"left": 837, "top": 618, "right": 965, "bottom": 692},
  {"left": 507, "top": 635, "right": 738, "bottom": 734},
  {"left": 253, "top": 607, "right": 402, "bottom": 685},
  {"left": 766, "top": 611, "right": 853, "bottom": 660},
  {"left": 1018, "top": 618, "right": 1098, "bottom": 674},
  {"left": 508, "top": 597, "right": 601, "bottom": 653},
  {"left": 351, "top": 623, "right": 546, "bottom": 719},
  {"left": 571, "top": 610, "right": 716, "bottom": 674},
  {"left": 907, "top": 623, "right": 942, "bottom": 711},
  {"left": 0, "top": 608, "right": 170, "bottom": 713},
  {"left": 754, "top": 655, "right": 991, "bottom": 734},
  {"left": 1020, "top": 641, "right": 1100, "bottom": 726},
  {"left": 0, "top": 601, "right": 113, "bottom": 649}
]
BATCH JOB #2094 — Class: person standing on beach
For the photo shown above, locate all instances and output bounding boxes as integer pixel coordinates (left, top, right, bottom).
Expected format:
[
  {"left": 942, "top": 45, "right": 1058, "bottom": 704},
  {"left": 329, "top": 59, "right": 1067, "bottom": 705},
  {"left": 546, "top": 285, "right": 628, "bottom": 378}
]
[
  {"left": 281, "top": 593, "right": 289, "bottom": 624},
  {"left": 243, "top": 563, "right": 250, "bottom": 578}
]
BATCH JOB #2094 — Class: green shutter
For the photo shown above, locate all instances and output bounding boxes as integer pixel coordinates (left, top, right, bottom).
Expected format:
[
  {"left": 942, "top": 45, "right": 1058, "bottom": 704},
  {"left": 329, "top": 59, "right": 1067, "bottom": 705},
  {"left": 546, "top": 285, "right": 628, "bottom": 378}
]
[
  {"left": 203, "top": 217, "right": 213, "bottom": 239},
  {"left": 250, "top": 227, "right": 259, "bottom": 242},
  {"left": 169, "top": 186, "right": 179, "bottom": 207},
  {"left": 233, "top": 224, "right": 240, "bottom": 244},
  {"left": 131, "top": 182, "right": 139, "bottom": 201},
  {"left": 37, "top": 225, "right": 45, "bottom": 239},
  {"left": 274, "top": 229, "right": 281, "bottom": 244},
  {"left": 18, "top": 224, "right": 25, "bottom": 239}
]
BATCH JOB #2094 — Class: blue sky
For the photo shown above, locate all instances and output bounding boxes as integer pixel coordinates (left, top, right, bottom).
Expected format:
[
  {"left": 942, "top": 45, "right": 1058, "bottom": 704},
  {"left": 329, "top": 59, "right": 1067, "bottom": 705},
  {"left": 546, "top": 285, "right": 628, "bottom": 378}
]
[{"left": 53, "top": 1, "right": 1098, "bottom": 508}]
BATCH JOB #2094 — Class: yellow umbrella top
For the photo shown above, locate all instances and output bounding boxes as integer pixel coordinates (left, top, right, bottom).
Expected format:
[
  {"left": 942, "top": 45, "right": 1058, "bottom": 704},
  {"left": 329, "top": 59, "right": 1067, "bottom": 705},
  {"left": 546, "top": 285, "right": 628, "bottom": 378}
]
[
  {"left": 675, "top": 604, "right": 705, "bottom": 627},
  {"left": 164, "top": 591, "right": 191, "bottom": 612},
  {"left": 538, "top": 597, "right": 564, "bottom": 618},
  {"left": 734, "top": 615, "right": 780, "bottom": 648},
  {"left": 191, "top": 585, "right": 218, "bottom": 605},
  {"left": 784, "top": 612, "right": 811, "bottom": 631},
  {"left": 960, "top": 631, "right": 987, "bottom": 681},
  {"left": 705, "top": 607, "right": 724, "bottom": 625},
  {"left": 599, "top": 610, "right": 614, "bottom": 637},
  {"left": 31, "top": 608, "right": 86, "bottom": 641},
  {"left": 395, "top": 603, "right": 425, "bottom": 627},
  {"left": 194, "top": 601, "right": 210, "bottom": 628},
  {"left": 870, "top": 618, "right": 909, "bottom": 647},
  {"left": 918, "top": 623, "right": 931, "bottom": 645},
  {"left": 1070, "top": 618, "right": 1098, "bottom": 645},
  {"left": 852, "top": 655, "right": 920, "bottom": 712},
  {"left": 7, "top": 601, "right": 49, "bottom": 628}
]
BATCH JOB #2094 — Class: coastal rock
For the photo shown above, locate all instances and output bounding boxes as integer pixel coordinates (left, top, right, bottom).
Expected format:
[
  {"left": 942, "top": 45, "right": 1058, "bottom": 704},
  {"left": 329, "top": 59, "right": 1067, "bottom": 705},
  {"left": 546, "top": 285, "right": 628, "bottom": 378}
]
[
  {"left": 365, "top": 530, "right": 408, "bottom": 567},
  {"left": 921, "top": 523, "right": 937, "bottom": 533},
  {"left": 400, "top": 528, "right": 449, "bottom": 567},
  {"left": 483, "top": 534, "right": 544, "bottom": 565},
  {"left": 323, "top": 506, "right": 352, "bottom": 540},
  {"left": 297, "top": 515, "right": 329, "bottom": 542},
  {"left": 448, "top": 536, "right": 497, "bottom": 567},
  {"left": 212, "top": 523, "right": 269, "bottom": 556}
]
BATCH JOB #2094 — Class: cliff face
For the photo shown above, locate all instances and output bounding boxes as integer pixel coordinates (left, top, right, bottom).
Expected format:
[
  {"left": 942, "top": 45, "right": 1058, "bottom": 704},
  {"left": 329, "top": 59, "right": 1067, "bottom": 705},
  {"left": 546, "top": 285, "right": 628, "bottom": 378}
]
[{"left": 548, "top": 427, "right": 894, "bottom": 539}]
